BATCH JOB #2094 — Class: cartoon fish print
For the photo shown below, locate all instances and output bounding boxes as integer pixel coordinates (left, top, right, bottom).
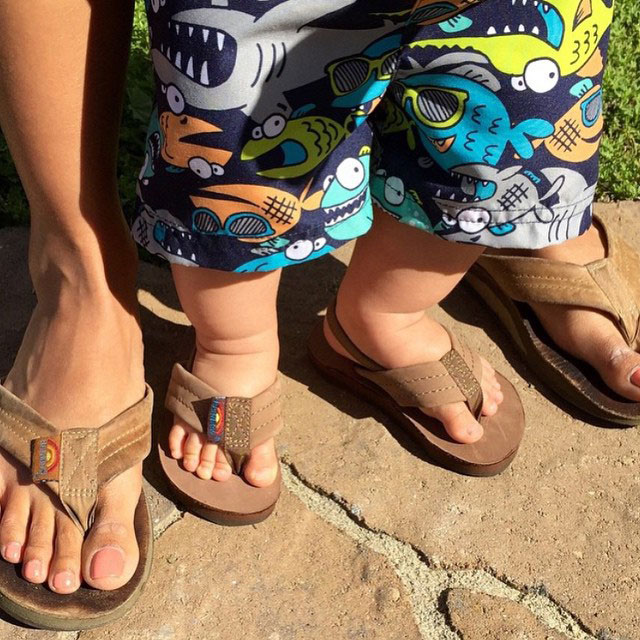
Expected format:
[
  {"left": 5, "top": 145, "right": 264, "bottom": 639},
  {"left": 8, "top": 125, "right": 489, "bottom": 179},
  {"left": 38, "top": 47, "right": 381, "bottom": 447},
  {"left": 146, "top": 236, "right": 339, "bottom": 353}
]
[{"left": 409, "top": 0, "right": 614, "bottom": 93}]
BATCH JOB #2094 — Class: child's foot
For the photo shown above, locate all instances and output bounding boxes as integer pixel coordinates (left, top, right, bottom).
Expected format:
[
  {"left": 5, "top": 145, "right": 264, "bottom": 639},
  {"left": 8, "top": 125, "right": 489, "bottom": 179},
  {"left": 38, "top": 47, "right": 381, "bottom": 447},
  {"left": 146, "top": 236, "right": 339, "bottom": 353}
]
[
  {"left": 323, "top": 305, "right": 504, "bottom": 444},
  {"left": 526, "top": 223, "right": 640, "bottom": 402},
  {"left": 0, "top": 294, "right": 145, "bottom": 594},
  {"left": 167, "top": 345, "right": 279, "bottom": 487}
]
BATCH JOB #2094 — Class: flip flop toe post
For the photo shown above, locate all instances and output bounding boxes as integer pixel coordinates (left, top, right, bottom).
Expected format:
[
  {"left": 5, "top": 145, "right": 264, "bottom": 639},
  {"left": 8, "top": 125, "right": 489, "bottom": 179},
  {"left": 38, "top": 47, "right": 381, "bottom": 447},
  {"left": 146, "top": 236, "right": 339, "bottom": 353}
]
[
  {"left": 159, "top": 363, "right": 283, "bottom": 526},
  {"left": 0, "top": 384, "right": 154, "bottom": 631}
]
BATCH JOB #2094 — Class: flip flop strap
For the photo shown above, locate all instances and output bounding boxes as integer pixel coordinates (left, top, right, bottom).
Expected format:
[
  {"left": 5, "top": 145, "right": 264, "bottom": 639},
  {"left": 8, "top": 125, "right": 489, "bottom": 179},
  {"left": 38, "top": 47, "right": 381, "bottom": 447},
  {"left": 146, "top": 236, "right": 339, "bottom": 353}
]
[
  {"left": 325, "top": 299, "right": 383, "bottom": 371},
  {"left": 325, "top": 299, "right": 484, "bottom": 416},
  {"left": 477, "top": 217, "right": 640, "bottom": 347},
  {"left": 165, "top": 364, "right": 283, "bottom": 474},
  {"left": 0, "top": 384, "right": 153, "bottom": 533},
  {"left": 357, "top": 336, "right": 484, "bottom": 417}
]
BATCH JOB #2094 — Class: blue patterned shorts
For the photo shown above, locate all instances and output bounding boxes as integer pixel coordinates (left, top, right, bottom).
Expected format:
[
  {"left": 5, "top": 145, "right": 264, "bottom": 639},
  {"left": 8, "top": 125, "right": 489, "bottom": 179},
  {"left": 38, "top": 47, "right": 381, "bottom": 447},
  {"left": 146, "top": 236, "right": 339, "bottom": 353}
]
[{"left": 132, "top": 0, "right": 614, "bottom": 271}]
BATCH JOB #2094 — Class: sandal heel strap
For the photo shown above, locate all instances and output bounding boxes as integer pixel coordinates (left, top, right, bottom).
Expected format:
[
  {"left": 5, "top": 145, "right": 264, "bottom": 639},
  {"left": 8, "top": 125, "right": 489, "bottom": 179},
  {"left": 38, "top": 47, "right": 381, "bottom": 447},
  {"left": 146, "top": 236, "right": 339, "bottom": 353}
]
[{"left": 325, "top": 299, "right": 382, "bottom": 371}]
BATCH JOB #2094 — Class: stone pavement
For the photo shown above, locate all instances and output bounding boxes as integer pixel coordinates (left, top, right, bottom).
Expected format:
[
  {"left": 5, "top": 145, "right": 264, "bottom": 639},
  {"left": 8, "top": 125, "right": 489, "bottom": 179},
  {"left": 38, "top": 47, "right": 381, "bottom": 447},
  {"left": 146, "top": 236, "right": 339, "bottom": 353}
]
[{"left": 0, "top": 202, "right": 639, "bottom": 640}]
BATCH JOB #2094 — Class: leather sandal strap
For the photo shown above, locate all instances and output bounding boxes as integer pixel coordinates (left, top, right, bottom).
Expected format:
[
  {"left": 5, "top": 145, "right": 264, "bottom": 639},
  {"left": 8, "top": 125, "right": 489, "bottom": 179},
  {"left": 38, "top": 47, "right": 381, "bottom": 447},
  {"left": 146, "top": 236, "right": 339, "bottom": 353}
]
[
  {"left": 357, "top": 334, "right": 483, "bottom": 417},
  {"left": 165, "top": 364, "right": 283, "bottom": 474},
  {"left": 0, "top": 384, "right": 153, "bottom": 533},
  {"left": 325, "top": 299, "right": 383, "bottom": 371},
  {"left": 477, "top": 215, "right": 640, "bottom": 346},
  {"left": 325, "top": 299, "right": 484, "bottom": 416}
]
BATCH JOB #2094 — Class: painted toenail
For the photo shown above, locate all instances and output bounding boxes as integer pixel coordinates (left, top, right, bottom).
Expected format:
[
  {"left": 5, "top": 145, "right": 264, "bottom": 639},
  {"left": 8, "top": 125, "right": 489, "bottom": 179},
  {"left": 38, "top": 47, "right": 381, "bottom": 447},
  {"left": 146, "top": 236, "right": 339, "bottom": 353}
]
[
  {"left": 90, "top": 546, "right": 125, "bottom": 580},
  {"left": 3, "top": 542, "right": 21, "bottom": 562},
  {"left": 24, "top": 559, "right": 42, "bottom": 580},
  {"left": 630, "top": 367, "right": 640, "bottom": 387},
  {"left": 53, "top": 570, "right": 75, "bottom": 591}
]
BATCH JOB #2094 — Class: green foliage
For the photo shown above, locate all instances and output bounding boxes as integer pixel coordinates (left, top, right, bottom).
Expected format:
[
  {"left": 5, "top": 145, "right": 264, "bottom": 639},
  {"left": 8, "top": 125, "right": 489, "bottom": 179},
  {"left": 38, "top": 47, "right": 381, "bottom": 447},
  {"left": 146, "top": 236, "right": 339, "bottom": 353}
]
[
  {"left": 599, "top": 0, "right": 640, "bottom": 200},
  {"left": 0, "top": 0, "right": 638, "bottom": 226}
]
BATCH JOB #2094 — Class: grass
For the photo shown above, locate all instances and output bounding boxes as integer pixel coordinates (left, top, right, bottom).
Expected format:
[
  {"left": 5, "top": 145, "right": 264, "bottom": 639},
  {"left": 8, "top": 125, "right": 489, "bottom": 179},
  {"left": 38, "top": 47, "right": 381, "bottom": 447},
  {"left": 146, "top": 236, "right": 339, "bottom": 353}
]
[
  {"left": 599, "top": 0, "right": 640, "bottom": 201},
  {"left": 0, "top": 0, "right": 638, "bottom": 226}
]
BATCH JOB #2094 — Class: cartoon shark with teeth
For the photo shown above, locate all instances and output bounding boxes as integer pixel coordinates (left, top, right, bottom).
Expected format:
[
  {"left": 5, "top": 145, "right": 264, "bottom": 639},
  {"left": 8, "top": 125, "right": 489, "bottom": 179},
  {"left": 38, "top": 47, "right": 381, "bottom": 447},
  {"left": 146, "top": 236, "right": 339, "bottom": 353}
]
[
  {"left": 132, "top": 204, "right": 199, "bottom": 266},
  {"left": 410, "top": 0, "right": 614, "bottom": 92},
  {"left": 433, "top": 163, "right": 596, "bottom": 246},
  {"left": 318, "top": 147, "right": 373, "bottom": 241},
  {"left": 151, "top": 0, "right": 398, "bottom": 123}
]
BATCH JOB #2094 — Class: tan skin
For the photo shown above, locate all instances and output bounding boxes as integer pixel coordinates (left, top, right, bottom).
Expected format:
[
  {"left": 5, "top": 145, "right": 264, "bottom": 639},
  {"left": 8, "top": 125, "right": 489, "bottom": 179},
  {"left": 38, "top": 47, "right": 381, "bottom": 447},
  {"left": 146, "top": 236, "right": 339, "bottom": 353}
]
[
  {"left": 2, "top": 0, "right": 637, "bottom": 596},
  {"left": 0, "top": 0, "right": 143, "bottom": 592}
]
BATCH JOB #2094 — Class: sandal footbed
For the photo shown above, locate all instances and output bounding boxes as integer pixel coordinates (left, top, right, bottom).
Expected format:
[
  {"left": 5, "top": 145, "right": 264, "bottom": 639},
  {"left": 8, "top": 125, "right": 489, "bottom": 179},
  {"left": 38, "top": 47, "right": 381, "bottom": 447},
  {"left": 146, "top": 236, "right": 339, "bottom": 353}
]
[{"left": 158, "top": 412, "right": 281, "bottom": 525}]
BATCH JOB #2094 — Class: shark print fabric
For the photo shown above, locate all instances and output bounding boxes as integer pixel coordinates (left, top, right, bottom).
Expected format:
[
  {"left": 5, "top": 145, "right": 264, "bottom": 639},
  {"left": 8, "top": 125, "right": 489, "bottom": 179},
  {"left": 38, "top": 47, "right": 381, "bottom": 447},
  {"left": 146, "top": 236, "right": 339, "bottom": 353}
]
[{"left": 131, "top": 0, "right": 614, "bottom": 270}]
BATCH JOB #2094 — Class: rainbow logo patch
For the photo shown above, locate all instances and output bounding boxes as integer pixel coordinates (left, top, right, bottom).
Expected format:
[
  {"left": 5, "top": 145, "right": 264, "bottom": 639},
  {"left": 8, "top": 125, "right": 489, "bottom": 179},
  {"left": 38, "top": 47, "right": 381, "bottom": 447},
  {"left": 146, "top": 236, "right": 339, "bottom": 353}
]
[
  {"left": 31, "top": 436, "right": 61, "bottom": 482},
  {"left": 206, "top": 397, "right": 226, "bottom": 444}
]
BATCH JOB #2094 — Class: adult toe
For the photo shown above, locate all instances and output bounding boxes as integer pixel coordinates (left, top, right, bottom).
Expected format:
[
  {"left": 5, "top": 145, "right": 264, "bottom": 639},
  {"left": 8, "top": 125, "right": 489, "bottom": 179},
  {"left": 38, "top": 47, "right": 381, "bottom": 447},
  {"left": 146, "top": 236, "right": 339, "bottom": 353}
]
[
  {"left": 22, "top": 501, "right": 55, "bottom": 584},
  {"left": 48, "top": 512, "right": 83, "bottom": 594},
  {"left": 81, "top": 468, "right": 140, "bottom": 591}
]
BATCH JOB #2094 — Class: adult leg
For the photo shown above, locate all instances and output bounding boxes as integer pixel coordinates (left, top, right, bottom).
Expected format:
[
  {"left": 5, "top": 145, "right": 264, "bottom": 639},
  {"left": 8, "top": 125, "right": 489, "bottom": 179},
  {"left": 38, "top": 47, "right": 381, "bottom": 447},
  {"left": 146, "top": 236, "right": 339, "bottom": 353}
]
[{"left": 0, "top": 0, "right": 143, "bottom": 592}]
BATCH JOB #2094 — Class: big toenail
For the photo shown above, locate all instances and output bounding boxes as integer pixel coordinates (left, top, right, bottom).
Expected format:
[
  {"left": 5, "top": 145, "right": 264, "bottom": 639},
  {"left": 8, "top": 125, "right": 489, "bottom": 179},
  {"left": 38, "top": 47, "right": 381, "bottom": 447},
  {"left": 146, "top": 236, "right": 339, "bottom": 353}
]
[
  {"left": 90, "top": 546, "right": 124, "bottom": 580},
  {"left": 53, "top": 570, "right": 75, "bottom": 591},
  {"left": 630, "top": 367, "right": 640, "bottom": 387},
  {"left": 24, "top": 559, "right": 42, "bottom": 580},
  {"left": 3, "top": 542, "right": 21, "bottom": 562}
]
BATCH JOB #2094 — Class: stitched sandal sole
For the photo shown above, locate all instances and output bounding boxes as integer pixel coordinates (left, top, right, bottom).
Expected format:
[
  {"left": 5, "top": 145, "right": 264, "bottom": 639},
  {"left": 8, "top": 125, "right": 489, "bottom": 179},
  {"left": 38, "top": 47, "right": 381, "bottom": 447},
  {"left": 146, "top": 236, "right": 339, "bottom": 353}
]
[{"left": 165, "top": 473, "right": 279, "bottom": 526}]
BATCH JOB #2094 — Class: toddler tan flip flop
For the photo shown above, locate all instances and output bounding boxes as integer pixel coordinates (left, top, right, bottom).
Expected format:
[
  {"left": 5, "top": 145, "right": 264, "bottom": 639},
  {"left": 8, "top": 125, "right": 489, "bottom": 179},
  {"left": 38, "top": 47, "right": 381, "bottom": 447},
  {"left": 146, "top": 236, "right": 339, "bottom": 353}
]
[
  {"left": 0, "top": 384, "right": 154, "bottom": 631},
  {"left": 308, "top": 300, "right": 525, "bottom": 476},
  {"left": 466, "top": 215, "right": 640, "bottom": 426},
  {"left": 159, "top": 362, "right": 283, "bottom": 526}
]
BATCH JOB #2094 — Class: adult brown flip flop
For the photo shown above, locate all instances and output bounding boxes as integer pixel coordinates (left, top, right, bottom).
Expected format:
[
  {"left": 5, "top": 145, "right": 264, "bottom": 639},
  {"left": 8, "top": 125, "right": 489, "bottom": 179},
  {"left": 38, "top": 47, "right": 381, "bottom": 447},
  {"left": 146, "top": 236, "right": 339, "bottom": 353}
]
[
  {"left": 308, "top": 300, "right": 525, "bottom": 477},
  {"left": 159, "top": 362, "right": 283, "bottom": 526},
  {"left": 0, "top": 384, "right": 154, "bottom": 631},
  {"left": 466, "top": 214, "right": 640, "bottom": 426}
]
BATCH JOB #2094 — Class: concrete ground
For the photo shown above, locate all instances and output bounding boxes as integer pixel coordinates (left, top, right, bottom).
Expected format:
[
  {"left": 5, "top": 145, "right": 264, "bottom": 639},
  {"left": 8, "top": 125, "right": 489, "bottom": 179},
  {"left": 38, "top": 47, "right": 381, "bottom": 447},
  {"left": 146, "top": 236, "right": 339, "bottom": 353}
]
[{"left": 0, "top": 201, "right": 639, "bottom": 640}]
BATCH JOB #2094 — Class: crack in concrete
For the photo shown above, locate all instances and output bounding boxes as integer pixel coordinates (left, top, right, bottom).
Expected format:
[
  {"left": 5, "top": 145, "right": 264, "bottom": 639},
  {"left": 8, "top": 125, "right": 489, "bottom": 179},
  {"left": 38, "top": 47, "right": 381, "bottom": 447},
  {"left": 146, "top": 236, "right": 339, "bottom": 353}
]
[
  {"left": 282, "top": 460, "right": 598, "bottom": 640},
  {"left": 153, "top": 509, "right": 184, "bottom": 540}
]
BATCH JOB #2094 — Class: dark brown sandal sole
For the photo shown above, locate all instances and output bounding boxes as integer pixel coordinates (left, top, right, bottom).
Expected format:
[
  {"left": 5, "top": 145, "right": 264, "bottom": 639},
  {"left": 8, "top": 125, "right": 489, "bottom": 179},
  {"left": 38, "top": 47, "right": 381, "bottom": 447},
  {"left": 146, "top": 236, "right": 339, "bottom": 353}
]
[
  {"left": 161, "top": 458, "right": 279, "bottom": 527},
  {"left": 308, "top": 323, "right": 524, "bottom": 477},
  {"left": 0, "top": 492, "right": 153, "bottom": 631},
  {"left": 466, "top": 262, "right": 640, "bottom": 427}
]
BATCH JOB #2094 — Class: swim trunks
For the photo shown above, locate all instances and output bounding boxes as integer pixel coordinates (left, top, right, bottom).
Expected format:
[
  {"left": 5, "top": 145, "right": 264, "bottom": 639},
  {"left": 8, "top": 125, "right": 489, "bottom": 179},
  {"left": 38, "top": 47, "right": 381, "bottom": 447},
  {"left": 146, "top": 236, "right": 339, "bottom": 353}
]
[{"left": 132, "top": 0, "right": 614, "bottom": 271}]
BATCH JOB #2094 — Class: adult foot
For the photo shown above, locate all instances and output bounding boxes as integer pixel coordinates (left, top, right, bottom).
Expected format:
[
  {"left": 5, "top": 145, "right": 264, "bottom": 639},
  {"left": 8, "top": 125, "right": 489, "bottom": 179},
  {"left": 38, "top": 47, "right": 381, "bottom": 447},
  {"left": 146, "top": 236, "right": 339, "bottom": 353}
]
[
  {"left": 0, "top": 293, "right": 145, "bottom": 593},
  {"left": 167, "top": 343, "right": 279, "bottom": 488},
  {"left": 526, "top": 222, "right": 640, "bottom": 402},
  {"left": 324, "top": 302, "right": 504, "bottom": 444}
]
